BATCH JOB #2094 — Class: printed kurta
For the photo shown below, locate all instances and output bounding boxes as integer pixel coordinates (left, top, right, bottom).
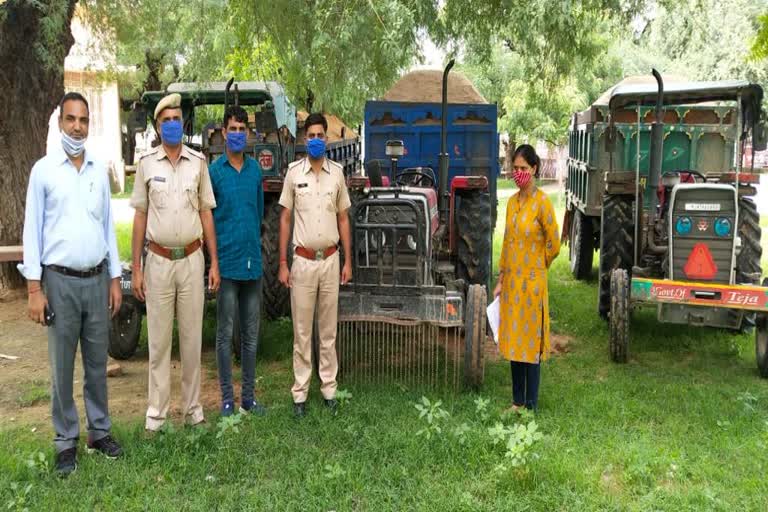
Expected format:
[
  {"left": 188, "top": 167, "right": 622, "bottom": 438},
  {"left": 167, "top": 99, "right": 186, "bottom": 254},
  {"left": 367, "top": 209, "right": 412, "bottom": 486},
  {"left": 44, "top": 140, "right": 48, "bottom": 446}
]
[{"left": 498, "top": 187, "right": 561, "bottom": 363}]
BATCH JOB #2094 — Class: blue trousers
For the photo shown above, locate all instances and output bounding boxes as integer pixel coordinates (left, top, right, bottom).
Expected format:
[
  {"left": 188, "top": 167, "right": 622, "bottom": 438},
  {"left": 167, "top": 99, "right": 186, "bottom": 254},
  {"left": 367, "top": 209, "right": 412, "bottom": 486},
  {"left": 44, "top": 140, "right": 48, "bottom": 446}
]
[
  {"left": 511, "top": 361, "right": 541, "bottom": 410},
  {"left": 215, "top": 278, "right": 262, "bottom": 403}
]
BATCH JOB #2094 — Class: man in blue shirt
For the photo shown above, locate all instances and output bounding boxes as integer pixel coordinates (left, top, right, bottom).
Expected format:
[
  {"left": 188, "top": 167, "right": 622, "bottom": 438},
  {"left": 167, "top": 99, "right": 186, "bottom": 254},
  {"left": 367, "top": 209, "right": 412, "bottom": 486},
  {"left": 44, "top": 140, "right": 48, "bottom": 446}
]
[
  {"left": 19, "top": 92, "right": 124, "bottom": 476},
  {"left": 209, "top": 106, "right": 266, "bottom": 416}
]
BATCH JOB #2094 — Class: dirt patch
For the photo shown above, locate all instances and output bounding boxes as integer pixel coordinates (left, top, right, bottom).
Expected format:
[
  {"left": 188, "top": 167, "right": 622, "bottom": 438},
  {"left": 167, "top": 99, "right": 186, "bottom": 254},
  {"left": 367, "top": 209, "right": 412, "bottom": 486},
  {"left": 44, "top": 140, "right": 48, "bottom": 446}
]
[
  {"left": 551, "top": 333, "right": 573, "bottom": 355},
  {"left": 382, "top": 69, "right": 486, "bottom": 104},
  {"left": 0, "top": 297, "right": 233, "bottom": 433}
]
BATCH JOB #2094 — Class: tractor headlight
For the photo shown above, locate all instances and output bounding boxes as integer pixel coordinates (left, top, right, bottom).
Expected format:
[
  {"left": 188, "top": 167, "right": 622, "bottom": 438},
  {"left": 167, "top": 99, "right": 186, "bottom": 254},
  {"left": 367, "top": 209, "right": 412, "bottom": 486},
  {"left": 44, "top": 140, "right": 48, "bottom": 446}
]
[
  {"left": 675, "top": 216, "right": 692, "bottom": 235},
  {"left": 714, "top": 217, "right": 732, "bottom": 237},
  {"left": 406, "top": 234, "right": 417, "bottom": 251}
]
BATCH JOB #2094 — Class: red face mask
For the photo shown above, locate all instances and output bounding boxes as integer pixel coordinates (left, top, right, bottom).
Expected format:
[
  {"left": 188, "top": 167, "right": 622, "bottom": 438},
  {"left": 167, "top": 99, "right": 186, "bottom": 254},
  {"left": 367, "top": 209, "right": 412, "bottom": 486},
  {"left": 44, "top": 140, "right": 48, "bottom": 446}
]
[{"left": 512, "top": 169, "right": 532, "bottom": 189}]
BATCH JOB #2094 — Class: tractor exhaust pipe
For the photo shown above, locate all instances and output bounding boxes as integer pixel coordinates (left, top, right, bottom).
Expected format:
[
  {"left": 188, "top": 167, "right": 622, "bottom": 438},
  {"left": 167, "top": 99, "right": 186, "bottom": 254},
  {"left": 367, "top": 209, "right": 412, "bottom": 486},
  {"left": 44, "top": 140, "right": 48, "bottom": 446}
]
[
  {"left": 438, "top": 59, "right": 455, "bottom": 225},
  {"left": 224, "top": 77, "right": 235, "bottom": 113},
  {"left": 647, "top": 69, "right": 667, "bottom": 255}
]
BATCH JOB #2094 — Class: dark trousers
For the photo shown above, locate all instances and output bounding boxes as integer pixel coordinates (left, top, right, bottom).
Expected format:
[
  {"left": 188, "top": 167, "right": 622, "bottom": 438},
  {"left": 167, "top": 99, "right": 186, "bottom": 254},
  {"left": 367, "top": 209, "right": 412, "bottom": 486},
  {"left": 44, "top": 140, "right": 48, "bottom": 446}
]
[
  {"left": 215, "top": 278, "right": 262, "bottom": 404},
  {"left": 511, "top": 361, "right": 541, "bottom": 410},
  {"left": 43, "top": 268, "right": 111, "bottom": 453}
]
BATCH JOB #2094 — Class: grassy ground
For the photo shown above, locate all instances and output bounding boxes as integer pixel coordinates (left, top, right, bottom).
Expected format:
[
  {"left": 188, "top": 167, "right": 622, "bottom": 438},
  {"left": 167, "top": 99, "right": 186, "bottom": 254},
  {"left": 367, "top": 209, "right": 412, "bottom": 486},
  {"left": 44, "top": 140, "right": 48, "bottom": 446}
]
[{"left": 2, "top": 194, "right": 767, "bottom": 511}]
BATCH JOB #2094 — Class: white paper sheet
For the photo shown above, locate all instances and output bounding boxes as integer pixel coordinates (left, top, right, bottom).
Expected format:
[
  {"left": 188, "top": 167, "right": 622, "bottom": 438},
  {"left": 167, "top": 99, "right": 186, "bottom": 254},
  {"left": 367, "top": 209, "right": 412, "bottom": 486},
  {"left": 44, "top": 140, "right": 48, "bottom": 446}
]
[{"left": 486, "top": 296, "right": 500, "bottom": 345}]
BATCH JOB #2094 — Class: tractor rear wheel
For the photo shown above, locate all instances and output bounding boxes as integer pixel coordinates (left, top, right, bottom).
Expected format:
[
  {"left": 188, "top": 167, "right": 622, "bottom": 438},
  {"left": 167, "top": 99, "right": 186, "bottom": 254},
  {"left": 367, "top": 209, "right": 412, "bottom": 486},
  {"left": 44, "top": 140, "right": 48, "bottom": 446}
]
[
  {"left": 609, "top": 268, "right": 630, "bottom": 363},
  {"left": 108, "top": 298, "right": 143, "bottom": 360},
  {"left": 262, "top": 198, "right": 291, "bottom": 319},
  {"left": 736, "top": 196, "right": 762, "bottom": 332},
  {"left": 756, "top": 313, "right": 768, "bottom": 378},
  {"left": 456, "top": 191, "right": 492, "bottom": 287},
  {"left": 463, "top": 284, "right": 487, "bottom": 388},
  {"left": 569, "top": 209, "right": 594, "bottom": 280},
  {"left": 598, "top": 195, "right": 634, "bottom": 319}
]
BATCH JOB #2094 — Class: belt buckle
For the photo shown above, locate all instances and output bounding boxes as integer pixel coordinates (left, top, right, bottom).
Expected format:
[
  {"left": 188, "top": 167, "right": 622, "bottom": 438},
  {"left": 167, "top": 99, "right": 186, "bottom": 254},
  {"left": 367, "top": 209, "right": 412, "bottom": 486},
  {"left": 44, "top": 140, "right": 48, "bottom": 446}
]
[
  {"left": 170, "top": 247, "right": 185, "bottom": 260},
  {"left": 314, "top": 249, "right": 324, "bottom": 261}
]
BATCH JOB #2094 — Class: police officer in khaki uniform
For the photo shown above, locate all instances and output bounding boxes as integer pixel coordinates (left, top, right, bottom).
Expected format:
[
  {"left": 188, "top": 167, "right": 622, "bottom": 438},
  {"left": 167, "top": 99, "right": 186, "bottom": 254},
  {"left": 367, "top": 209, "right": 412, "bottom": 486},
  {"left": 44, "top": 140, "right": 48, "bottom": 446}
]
[
  {"left": 130, "top": 93, "right": 220, "bottom": 431},
  {"left": 278, "top": 113, "right": 352, "bottom": 418}
]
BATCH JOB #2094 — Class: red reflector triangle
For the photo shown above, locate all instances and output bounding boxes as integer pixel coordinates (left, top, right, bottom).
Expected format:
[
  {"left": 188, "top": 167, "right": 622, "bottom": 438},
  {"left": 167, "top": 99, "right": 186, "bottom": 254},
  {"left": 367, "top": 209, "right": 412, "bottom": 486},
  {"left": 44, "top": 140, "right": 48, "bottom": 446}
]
[{"left": 683, "top": 243, "right": 718, "bottom": 280}]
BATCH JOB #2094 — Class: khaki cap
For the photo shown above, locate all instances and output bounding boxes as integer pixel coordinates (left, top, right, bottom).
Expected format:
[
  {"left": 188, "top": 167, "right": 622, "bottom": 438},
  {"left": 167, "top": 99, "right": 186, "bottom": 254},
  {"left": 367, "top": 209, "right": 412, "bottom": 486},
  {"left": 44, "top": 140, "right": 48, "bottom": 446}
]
[{"left": 154, "top": 93, "right": 182, "bottom": 119}]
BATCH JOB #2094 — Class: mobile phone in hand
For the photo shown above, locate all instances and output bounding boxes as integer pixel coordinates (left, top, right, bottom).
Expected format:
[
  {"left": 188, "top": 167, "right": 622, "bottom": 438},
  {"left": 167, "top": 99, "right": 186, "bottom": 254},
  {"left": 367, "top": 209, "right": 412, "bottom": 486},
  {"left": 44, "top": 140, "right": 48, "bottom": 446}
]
[{"left": 44, "top": 305, "right": 55, "bottom": 326}]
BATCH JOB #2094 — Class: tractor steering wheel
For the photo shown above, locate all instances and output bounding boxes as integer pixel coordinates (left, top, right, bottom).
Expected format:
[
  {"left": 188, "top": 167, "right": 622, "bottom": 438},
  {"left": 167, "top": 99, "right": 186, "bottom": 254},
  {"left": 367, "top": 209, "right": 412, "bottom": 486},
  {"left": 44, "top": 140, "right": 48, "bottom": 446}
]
[{"left": 395, "top": 168, "right": 436, "bottom": 188}]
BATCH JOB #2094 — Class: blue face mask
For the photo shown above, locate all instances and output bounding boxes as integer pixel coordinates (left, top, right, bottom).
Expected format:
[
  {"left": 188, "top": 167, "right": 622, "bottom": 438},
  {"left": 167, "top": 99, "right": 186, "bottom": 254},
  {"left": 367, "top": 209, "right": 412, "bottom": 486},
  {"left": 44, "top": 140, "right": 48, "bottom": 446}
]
[
  {"left": 160, "top": 119, "right": 183, "bottom": 146},
  {"left": 226, "top": 131, "right": 247, "bottom": 153},
  {"left": 307, "top": 137, "right": 326, "bottom": 159}
]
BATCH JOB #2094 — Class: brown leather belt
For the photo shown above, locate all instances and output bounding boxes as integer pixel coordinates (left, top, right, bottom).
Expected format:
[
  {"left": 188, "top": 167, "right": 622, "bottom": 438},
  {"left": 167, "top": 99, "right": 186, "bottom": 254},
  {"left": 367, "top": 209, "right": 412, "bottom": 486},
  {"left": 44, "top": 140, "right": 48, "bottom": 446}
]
[
  {"left": 295, "top": 245, "right": 337, "bottom": 261},
  {"left": 148, "top": 239, "right": 202, "bottom": 261}
]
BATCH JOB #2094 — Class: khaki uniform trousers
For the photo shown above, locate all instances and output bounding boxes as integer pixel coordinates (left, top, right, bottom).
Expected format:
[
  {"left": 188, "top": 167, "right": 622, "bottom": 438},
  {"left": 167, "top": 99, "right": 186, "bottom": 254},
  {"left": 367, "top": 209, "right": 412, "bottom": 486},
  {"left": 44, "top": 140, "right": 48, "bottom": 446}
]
[
  {"left": 144, "top": 247, "right": 205, "bottom": 430},
  {"left": 290, "top": 251, "right": 340, "bottom": 403}
]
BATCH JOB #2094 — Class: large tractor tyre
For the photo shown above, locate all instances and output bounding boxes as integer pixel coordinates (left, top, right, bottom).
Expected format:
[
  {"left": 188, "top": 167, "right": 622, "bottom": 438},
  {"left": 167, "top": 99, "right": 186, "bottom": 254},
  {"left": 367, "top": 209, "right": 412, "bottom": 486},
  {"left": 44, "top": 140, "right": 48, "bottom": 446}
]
[
  {"left": 598, "top": 195, "right": 634, "bottom": 319},
  {"left": 756, "top": 313, "right": 768, "bottom": 378},
  {"left": 569, "top": 209, "right": 594, "bottom": 280},
  {"left": 262, "top": 198, "right": 291, "bottom": 319},
  {"left": 609, "top": 268, "right": 630, "bottom": 363},
  {"left": 456, "top": 191, "right": 493, "bottom": 288},
  {"left": 108, "top": 298, "right": 143, "bottom": 360},
  {"left": 463, "top": 284, "right": 487, "bottom": 389},
  {"left": 736, "top": 197, "right": 762, "bottom": 332}
]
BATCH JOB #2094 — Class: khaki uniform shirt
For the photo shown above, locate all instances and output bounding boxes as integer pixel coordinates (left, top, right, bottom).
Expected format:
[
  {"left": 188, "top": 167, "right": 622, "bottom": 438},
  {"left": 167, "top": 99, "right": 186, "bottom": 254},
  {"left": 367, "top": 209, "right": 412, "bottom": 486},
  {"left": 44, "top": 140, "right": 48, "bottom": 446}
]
[
  {"left": 130, "top": 145, "right": 216, "bottom": 248},
  {"left": 279, "top": 157, "right": 351, "bottom": 251}
]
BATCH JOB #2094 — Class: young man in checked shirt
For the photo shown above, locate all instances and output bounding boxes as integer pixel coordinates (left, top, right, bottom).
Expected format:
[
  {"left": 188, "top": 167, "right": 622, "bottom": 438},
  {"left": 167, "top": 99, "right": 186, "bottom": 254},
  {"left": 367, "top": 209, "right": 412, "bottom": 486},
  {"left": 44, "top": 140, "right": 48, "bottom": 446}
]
[{"left": 209, "top": 106, "right": 266, "bottom": 416}]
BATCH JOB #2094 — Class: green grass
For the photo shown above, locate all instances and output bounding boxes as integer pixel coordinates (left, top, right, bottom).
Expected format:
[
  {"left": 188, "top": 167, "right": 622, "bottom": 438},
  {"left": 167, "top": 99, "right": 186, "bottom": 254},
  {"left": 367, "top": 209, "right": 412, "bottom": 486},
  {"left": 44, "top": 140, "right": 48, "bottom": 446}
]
[
  {"left": 2, "top": 194, "right": 767, "bottom": 510},
  {"left": 111, "top": 175, "right": 134, "bottom": 200},
  {"left": 15, "top": 381, "right": 50, "bottom": 408}
]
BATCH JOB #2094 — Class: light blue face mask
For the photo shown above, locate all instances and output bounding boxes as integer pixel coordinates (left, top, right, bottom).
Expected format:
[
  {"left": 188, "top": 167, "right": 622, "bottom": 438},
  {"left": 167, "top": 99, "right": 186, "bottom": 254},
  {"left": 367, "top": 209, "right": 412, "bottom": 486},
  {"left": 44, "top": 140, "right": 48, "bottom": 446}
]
[{"left": 61, "top": 131, "right": 86, "bottom": 157}]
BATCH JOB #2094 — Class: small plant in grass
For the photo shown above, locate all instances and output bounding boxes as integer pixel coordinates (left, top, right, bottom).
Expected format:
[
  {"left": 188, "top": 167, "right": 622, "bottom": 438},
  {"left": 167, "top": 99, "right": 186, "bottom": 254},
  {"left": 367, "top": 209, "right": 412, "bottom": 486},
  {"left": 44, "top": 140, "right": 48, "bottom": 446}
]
[
  {"left": 16, "top": 381, "right": 50, "bottom": 408},
  {"left": 451, "top": 423, "right": 471, "bottom": 445},
  {"left": 23, "top": 451, "right": 49, "bottom": 475},
  {"left": 736, "top": 391, "right": 758, "bottom": 413},
  {"left": 414, "top": 396, "right": 450, "bottom": 439},
  {"left": 488, "top": 420, "right": 544, "bottom": 468},
  {"left": 5, "top": 482, "right": 33, "bottom": 512},
  {"left": 184, "top": 425, "right": 207, "bottom": 450},
  {"left": 216, "top": 413, "right": 243, "bottom": 439},
  {"left": 323, "top": 462, "right": 347, "bottom": 480},
  {"left": 335, "top": 389, "right": 353, "bottom": 406},
  {"left": 474, "top": 397, "right": 490, "bottom": 423}
]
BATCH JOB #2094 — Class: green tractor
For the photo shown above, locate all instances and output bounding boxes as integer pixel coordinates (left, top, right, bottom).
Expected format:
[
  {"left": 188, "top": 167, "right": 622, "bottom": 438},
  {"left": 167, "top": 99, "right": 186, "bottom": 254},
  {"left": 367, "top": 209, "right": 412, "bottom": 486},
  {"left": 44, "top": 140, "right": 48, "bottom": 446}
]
[
  {"left": 564, "top": 70, "right": 768, "bottom": 375},
  {"left": 108, "top": 80, "right": 360, "bottom": 360}
]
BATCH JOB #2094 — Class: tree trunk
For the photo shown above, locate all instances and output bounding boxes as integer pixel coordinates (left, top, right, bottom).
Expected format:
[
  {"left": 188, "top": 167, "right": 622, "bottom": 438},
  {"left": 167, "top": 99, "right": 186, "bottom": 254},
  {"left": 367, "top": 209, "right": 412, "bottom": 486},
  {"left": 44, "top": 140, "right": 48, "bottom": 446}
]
[{"left": 0, "top": 1, "right": 77, "bottom": 293}]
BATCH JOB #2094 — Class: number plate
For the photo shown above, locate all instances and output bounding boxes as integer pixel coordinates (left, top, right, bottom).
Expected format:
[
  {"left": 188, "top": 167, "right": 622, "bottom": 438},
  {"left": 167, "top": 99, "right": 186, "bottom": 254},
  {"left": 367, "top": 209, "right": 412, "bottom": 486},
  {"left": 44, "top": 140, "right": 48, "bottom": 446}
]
[{"left": 684, "top": 203, "right": 721, "bottom": 211}]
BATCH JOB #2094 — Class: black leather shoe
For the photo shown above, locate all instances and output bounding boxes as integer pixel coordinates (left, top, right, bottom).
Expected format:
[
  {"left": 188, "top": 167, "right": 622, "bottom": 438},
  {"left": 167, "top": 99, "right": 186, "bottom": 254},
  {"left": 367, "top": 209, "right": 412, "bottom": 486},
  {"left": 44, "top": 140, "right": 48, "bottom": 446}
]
[
  {"left": 55, "top": 447, "right": 77, "bottom": 477},
  {"left": 87, "top": 434, "right": 123, "bottom": 459},
  {"left": 324, "top": 398, "right": 338, "bottom": 416},
  {"left": 293, "top": 402, "right": 306, "bottom": 418}
]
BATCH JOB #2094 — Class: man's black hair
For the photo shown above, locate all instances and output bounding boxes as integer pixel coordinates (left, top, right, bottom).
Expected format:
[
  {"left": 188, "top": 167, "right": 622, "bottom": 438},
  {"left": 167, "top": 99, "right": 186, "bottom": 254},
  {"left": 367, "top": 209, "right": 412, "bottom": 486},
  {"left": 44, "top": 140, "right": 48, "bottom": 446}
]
[
  {"left": 305, "top": 112, "right": 328, "bottom": 133},
  {"left": 59, "top": 92, "right": 89, "bottom": 117},
  {"left": 223, "top": 105, "right": 249, "bottom": 128}
]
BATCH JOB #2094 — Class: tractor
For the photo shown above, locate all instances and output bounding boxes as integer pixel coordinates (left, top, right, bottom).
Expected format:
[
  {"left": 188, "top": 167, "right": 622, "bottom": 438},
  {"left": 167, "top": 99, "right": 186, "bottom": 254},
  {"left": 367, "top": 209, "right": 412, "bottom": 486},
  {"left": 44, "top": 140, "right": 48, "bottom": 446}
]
[
  {"left": 108, "top": 80, "right": 360, "bottom": 360},
  {"left": 336, "top": 60, "right": 498, "bottom": 388},
  {"left": 563, "top": 69, "right": 768, "bottom": 375}
]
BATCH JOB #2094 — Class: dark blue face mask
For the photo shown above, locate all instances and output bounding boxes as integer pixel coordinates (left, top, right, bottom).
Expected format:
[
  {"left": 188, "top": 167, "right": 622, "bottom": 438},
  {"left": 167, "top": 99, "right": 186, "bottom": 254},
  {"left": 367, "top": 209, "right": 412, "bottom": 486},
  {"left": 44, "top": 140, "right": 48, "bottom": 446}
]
[
  {"left": 226, "top": 131, "right": 247, "bottom": 153},
  {"left": 160, "top": 119, "right": 183, "bottom": 146},
  {"left": 307, "top": 137, "right": 326, "bottom": 159}
]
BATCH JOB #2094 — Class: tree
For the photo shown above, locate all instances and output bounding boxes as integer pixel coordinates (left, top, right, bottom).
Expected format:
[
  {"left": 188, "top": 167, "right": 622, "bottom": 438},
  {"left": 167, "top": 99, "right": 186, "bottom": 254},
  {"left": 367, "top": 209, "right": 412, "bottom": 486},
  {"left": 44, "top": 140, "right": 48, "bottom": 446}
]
[
  {"left": 752, "top": 12, "right": 768, "bottom": 60},
  {"left": 0, "top": 1, "right": 77, "bottom": 294}
]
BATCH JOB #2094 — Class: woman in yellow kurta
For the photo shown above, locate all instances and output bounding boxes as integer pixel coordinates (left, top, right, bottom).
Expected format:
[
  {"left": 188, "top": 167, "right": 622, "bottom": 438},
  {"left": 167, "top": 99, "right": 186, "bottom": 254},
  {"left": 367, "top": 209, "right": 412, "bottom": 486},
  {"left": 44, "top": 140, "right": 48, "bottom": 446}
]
[{"left": 493, "top": 144, "right": 560, "bottom": 411}]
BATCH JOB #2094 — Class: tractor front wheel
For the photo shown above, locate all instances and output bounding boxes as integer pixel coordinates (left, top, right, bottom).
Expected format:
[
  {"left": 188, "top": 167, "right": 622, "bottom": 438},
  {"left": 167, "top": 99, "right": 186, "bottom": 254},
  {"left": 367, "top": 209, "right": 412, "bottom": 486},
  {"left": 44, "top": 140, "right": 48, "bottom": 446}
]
[
  {"left": 609, "top": 268, "right": 630, "bottom": 363},
  {"left": 463, "top": 284, "right": 487, "bottom": 388},
  {"left": 108, "top": 298, "right": 143, "bottom": 360}
]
